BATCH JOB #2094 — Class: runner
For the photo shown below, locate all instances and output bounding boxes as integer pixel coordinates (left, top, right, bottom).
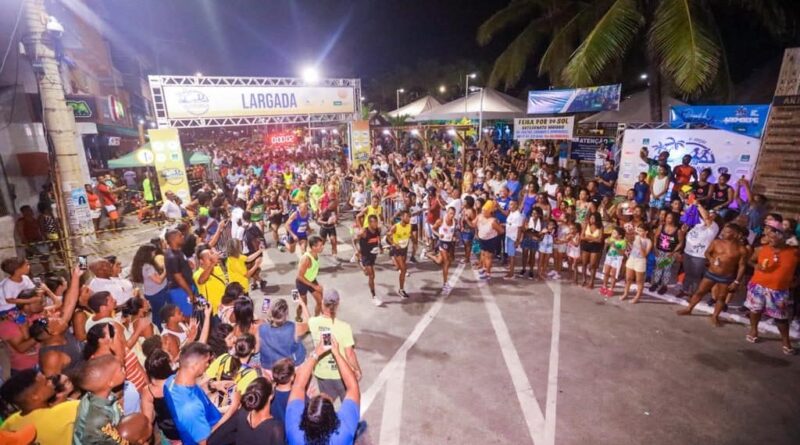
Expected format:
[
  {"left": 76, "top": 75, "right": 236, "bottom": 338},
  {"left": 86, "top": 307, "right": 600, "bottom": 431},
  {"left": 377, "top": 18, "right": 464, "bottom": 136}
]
[
  {"left": 358, "top": 215, "right": 384, "bottom": 306},
  {"left": 476, "top": 201, "right": 504, "bottom": 281},
  {"left": 265, "top": 188, "right": 283, "bottom": 246},
  {"left": 295, "top": 235, "right": 325, "bottom": 318},
  {"left": 460, "top": 195, "right": 478, "bottom": 266},
  {"left": 284, "top": 202, "right": 312, "bottom": 254},
  {"left": 427, "top": 207, "right": 457, "bottom": 292},
  {"left": 317, "top": 201, "right": 338, "bottom": 257},
  {"left": 407, "top": 193, "right": 423, "bottom": 263},
  {"left": 386, "top": 210, "right": 412, "bottom": 299}
]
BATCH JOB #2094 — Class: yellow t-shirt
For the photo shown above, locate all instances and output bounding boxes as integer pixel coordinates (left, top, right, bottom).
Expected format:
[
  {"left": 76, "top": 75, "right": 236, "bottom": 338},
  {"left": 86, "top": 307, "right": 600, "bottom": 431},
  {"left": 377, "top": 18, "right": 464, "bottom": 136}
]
[
  {"left": 193, "top": 265, "right": 227, "bottom": 314},
  {"left": 308, "top": 316, "right": 355, "bottom": 380},
  {"left": 1, "top": 400, "right": 80, "bottom": 445},
  {"left": 226, "top": 255, "right": 249, "bottom": 291},
  {"left": 362, "top": 205, "right": 382, "bottom": 228},
  {"left": 205, "top": 354, "right": 260, "bottom": 394},
  {"left": 392, "top": 223, "right": 411, "bottom": 248}
]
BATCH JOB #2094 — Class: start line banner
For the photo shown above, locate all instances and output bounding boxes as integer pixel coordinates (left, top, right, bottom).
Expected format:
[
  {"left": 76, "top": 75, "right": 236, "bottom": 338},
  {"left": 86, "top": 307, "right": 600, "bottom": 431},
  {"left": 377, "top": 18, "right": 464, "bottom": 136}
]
[{"left": 514, "top": 116, "right": 575, "bottom": 140}]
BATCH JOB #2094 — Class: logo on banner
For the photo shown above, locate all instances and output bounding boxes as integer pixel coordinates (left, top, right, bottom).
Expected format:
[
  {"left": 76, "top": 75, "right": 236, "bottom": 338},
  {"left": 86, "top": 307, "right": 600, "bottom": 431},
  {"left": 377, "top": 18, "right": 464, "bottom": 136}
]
[
  {"left": 669, "top": 105, "right": 770, "bottom": 139},
  {"left": 178, "top": 90, "right": 210, "bottom": 115},
  {"left": 648, "top": 137, "right": 716, "bottom": 164}
]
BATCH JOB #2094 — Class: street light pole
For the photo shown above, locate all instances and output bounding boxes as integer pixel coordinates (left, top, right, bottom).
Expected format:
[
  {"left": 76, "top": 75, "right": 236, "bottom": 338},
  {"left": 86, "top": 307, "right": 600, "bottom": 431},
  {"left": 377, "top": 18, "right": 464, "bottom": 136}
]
[
  {"left": 478, "top": 87, "right": 485, "bottom": 143},
  {"left": 465, "top": 73, "right": 476, "bottom": 115},
  {"left": 396, "top": 88, "right": 405, "bottom": 111}
]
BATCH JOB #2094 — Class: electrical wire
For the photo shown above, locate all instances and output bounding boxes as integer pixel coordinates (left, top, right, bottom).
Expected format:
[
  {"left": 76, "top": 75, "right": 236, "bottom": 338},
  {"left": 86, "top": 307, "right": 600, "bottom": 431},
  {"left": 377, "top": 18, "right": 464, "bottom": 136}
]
[{"left": 0, "top": 0, "right": 26, "bottom": 76}]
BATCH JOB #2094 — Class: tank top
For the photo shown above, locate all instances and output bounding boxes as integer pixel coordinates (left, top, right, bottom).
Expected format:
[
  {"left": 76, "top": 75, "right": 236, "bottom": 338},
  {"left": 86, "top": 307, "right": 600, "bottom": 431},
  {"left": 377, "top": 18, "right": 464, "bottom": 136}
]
[
  {"left": 438, "top": 218, "right": 455, "bottom": 242},
  {"left": 477, "top": 215, "right": 498, "bottom": 240},
  {"left": 39, "top": 331, "right": 83, "bottom": 372},
  {"left": 290, "top": 211, "right": 310, "bottom": 235},
  {"left": 710, "top": 184, "right": 730, "bottom": 206},
  {"left": 393, "top": 223, "right": 412, "bottom": 248},
  {"left": 162, "top": 323, "right": 189, "bottom": 346},
  {"left": 148, "top": 385, "right": 181, "bottom": 441},
  {"left": 657, "top": 226, "right": 680, "bottom": 252},
  {"left": 751, "top": 246, "right": 799, "bottom": 290},
  {"left": 85, "top": 316, "right": 116, "bottom": 333},
  {"left": 303, "top": 252, "right": 319, "bottom": 282},
  {"left": 249, "top": 199, "right": 264, "bottom": 221},
  {"left": 359, "top": 227, "right": 381, "bottom": 255},
  {"left": 363, "top": 205, "right": 382, "bottom": 228},
  {"left": 652, "top": 175, "right": 670, "bottom": 196}
]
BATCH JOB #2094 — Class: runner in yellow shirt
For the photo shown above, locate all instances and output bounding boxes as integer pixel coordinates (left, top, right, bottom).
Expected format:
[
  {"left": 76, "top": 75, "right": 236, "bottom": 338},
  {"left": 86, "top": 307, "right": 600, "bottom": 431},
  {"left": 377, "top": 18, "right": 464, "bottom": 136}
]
[
  {"left": 385, "top": 210, "right": 412, "bottom": 299},
  {"left": 358, "top": 195, "right": 383, "bottom": 229}
]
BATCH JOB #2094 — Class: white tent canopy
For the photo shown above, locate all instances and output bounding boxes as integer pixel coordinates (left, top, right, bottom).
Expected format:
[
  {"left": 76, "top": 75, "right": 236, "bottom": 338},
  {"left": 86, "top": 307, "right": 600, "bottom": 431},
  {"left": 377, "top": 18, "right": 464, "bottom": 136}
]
[
  {"left": 387, "top": 95, "right": 441, "bottom": 118},
  {"left": 411, "top": 88, "right": 527, "bottom": 121},
  {"left": 580, "top": 89, "right": 686, "bottom": 123}
]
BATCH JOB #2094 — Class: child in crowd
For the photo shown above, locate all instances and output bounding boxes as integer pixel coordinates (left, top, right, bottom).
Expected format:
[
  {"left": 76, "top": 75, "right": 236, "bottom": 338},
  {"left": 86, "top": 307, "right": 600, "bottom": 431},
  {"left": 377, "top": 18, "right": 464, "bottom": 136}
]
[
  {"left": 601, "top": 227, "right": 627, "bottom": 297},
  {"left": 520, "top": 207, "right": 544, "bottom": 279},
  {"left": 538, "top": 220, "right": 556, "bottom": 280},
  {"left": 567, "top": 222, "right": 582, "bottom": 282}
]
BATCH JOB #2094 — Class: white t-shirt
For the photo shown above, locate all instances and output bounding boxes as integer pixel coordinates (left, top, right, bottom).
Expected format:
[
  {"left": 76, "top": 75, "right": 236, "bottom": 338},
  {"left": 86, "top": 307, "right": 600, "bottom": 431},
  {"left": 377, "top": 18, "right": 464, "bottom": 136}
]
[
  {"left": 159, "top": 200, "right": 183, "bottom": 220},
  {"left": 684, "top": 222, "right": 720, "bottom": 258},
  {"left": 235, "top": 183, "right": 250, "bottom": 201},
  {"left": 231, "top": 207, "right": 245, "bottom": 240},
  {"left": 544, "top": 182, "right": 559, "bottom": 208},
  {"left": 89, "top": 277, "right": 135, "bottom": 306},
  {"left": 488, "top": 179, "right": 507, "bottom": 196},
  {"left": 505, "top": 210, "right": 525, "bottom": 241},
  {"left": 0, "top": 276, "right": 35, "bottom": 312},
  {"left": 350, "top": 191, "right": 367, "bottom": 211},
  {"left": 446, "top": 198, "right": 463, "bottom": 220}
]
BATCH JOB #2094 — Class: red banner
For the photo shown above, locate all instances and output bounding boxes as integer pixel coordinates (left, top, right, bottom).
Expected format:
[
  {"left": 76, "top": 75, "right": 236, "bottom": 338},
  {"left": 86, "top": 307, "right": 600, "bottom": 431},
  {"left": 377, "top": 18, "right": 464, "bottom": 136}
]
[{"left": 264, "top": 131, "right": 297, "bottom": 147}]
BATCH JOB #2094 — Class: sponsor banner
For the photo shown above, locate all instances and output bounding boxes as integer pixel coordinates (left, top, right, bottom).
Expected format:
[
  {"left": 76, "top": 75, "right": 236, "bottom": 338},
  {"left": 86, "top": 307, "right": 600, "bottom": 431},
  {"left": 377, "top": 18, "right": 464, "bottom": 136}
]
[
  {"left": 161, "top": 84, "right": 356, "bottom": 119},
  {"left": 616, "top": 129, "right": 760, "bottom": 195},
  {"left": 669, "top": 105, "right": 770, "bottom": 139},
  {"left": 148, "top": 128, "right": 191, "bottom": 203},
  {"left": 350, "top": 120, "right": 370, "bottom": 167},
  {"left": 574, "top": 122, "right": 619, "bottom": 138},
  {"left": 65, "top": 95, "right": 97, "bottom": 121},
  {"left": 571, "top": 137, "right": 614, "bottom": 162},
  {"left": 514, "top": 117, "right": 574, "bottom": 140},
  {"left": 527, "top": 84, "right": 621, "bottom": 115},
  {"left": 264, "top": 130, "right": 298, "bottom": 147}
]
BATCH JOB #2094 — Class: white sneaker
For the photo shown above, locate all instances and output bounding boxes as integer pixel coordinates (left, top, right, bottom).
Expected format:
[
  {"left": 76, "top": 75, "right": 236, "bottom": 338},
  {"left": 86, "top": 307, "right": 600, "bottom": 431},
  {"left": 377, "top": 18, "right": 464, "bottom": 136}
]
[
  {"left": 420, "top": 248, "right": 428, "bottom": 258},
  {"left": 350, "top": 254, "right": 358, "bottom": 263},
  {"left": 372, "top": 296, "right": 384, "bottom": 306}
]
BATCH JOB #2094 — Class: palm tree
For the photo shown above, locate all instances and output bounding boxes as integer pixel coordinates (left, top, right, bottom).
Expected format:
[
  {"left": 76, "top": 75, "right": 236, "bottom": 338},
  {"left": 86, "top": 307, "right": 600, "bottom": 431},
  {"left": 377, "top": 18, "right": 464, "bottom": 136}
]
[{"left": 479, "top": 0, "right": 791, "bottom": 121}]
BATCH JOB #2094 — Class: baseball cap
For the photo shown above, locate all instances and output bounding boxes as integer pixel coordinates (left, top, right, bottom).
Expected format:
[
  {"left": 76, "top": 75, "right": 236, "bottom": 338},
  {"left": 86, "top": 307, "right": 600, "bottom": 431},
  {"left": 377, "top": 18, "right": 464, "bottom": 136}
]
[
  {"left": 323, "top": 289, "right": 340, "bottom": 305},
  {"left": 0, "top": 425, "right": 36, "bottom": 445}
]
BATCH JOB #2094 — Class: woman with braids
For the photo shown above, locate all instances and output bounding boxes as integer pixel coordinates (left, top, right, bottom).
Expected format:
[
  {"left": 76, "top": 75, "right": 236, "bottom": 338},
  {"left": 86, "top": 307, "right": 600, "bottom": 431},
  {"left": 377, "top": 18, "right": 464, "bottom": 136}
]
[
  {"left": 130, "top": 244, "right": 169, "bottom": 327},
  {"left": 208, "top": 377, "right": 285, "bottom": 445}
]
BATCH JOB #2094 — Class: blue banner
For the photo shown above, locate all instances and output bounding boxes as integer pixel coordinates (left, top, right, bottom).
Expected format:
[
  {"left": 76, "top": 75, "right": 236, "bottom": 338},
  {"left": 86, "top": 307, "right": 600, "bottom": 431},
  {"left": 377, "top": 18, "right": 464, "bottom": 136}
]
[
  {"left": 527, "top": 84, "right": 621, "bottom": 115},
  {"left": 669, "top": 105, "right": 770, "bottom": 139}
]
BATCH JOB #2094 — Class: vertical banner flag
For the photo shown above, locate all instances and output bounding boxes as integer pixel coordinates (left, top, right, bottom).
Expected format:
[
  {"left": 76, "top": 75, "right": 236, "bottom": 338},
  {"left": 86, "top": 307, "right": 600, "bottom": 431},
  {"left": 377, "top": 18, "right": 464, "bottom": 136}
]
[
  {"left": 148, "top": 128, "right": 191, "bottom": 203},
  {"left": 514, "top": 116, "right": 575, "bottom": 140},
  {"left": 528, "top": 84, "right": 621, "bottom": 114},
  {"left": 350, "top": 120, "right": 371, "bottom": 167},
  {"left": 669, "top": 105, "right": 770, "bottom": 139}
]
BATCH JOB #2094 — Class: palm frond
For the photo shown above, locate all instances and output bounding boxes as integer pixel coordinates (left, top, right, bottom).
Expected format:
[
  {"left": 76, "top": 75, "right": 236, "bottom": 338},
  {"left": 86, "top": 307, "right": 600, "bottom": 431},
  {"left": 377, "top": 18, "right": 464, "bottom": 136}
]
[
  {"left": 476, "top": 0, "right": 538, "bottom": 46},
  {"left": 486, "top": 19, "right": 543, "bottom": 89},
  {"left": 561, "top": 0, "right": 644, "bottom": 87},
  {"left": 649, "top": 0, "right": 721, "bottom": 96},
  {"left": 538, "top": 3, "right": 591, "bottom": 85}
]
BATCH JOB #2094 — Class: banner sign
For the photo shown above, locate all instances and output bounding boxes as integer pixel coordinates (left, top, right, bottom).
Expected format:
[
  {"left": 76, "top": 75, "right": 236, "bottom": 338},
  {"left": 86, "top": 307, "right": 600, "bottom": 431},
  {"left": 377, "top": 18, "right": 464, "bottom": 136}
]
[
  {"left": 527, "top": 84, "right": 621, "bottom": 115},
  {"left": 65, "top": 95, "right": 97, "bottom": 121},
  {"left": 264, "top": 130, "right": 297, "bottom": 147},
  {"left": 350, "top": 120, "right": 370, "bottom": 167},
  {"left": 161, "top": 85, "right": 356, "bottom": 119},
  {"left": 669, "top": 105, "right": 770, "bottom": 139},
  {"left": 616, "top": 129, "right": 760, "bottom": 195},
  {"left": 148, "top": 128, "right": 191, "bottom": 203},
  {"left": 571, "top": 137, "right": 614, "bottom": 162},
  {"left": 514, "top": 117, "right": 574, "bottom": 140},
  {"left": 574, "top": 122, "right": 619, "bottom": 138}
]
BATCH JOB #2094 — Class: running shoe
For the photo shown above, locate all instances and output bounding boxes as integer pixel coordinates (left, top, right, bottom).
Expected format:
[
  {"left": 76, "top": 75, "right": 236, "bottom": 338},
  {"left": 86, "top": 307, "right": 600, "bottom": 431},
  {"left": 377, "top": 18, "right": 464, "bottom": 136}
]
[
  {"left": 410, "top": 256, "right": 418, "bottom": 264},
  {"left": 372, "top": 296, "right": 384, "bottom": 307},
  {"left": 350, "top": 254, "right": 358, "bottom": 263},
  {"left": 420, "top": 248, "right": 428, "bottom": 258},
  {"left": 442, "top": 283, "right": 452, "bottom": 293},
  {"left": 398, "top": 289, "right": 410, "bottom": 299}
]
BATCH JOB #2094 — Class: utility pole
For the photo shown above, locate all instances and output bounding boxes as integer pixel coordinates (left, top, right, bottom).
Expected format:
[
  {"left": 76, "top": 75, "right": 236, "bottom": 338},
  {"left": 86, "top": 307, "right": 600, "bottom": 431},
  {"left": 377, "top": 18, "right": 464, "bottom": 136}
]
[{"left": 25, "top": 0, "right": 94, "bottom": 267}]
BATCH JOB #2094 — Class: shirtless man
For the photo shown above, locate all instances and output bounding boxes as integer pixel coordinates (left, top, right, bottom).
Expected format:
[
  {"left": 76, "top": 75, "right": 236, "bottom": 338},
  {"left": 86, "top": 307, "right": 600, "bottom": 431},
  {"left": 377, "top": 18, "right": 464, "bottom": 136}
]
[{"left": 677, "top": 223, "right": 747, "bottom": 327}]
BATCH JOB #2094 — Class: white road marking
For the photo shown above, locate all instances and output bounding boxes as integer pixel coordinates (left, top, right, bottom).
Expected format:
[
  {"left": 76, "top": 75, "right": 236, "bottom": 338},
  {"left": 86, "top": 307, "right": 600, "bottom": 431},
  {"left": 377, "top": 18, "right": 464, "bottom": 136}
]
[
  {"left": 474, "top": 269, "right": 545, "bottom": 445},
  {"left": 378, "top": 351, "right": 407, "bottom": 445},
  {"left": 544, "top": 281, "right": 563, "bottom": 445},
  {"left": 360, "top": 262, "right": 466, "bottom": 417}
]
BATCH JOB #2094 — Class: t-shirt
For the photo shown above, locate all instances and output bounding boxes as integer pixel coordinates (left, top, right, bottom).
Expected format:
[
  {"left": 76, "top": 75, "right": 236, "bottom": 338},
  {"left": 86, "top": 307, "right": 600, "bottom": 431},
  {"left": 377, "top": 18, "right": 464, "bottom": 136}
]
[
  {"left": 633, "top": 181, "right": 649, "bottom": 205},
  {"left": 72, "top": 392, "right": 122, "bottom": 445},
  {"left": 307, "top": 316, "right": 355, "bottom": 380},
  {"left": 285, "top": 398, "right": 359, "bottom": 445},
  {"left": 89, "top": 277, "right": 135, "bottom": 306},
  {"left": 142, "top": 177, "right": 155, "bottom": 202},
  {"left": 226, "top": 255, "right": 250, "bottom": 291},
  {"left": 495, "top": 197, "right": 510, "bottom": 224},
  {"left": 209, "top": 409, "right": 285, "bottom": 445},
  {"left": 597, "top": 170, "right": 618, "bottom": 196},
  {"left": 0, "top": 319, "right": 39, "bottom": 370},
  {"left": 142, "top": 263, "right": 167, "bottom": 296},
  {"left": 1, "top": 400, "right": 80, "bottom": 445},
  {"left": 0, "top": 276, "right": 35, "bottom": 312},
  {"left": 160, "top": 200, "right": 183, "bottom": 220},
  {"left": 684, "top": 222, "right": 720, "bottom": 258},
  {"left": 193, "top": 265, "right": 227, "bottom": 314},
  {"left": 164, "top": 375, "right": 222, "bottom": 445},
  {"left": 505, "top": 210, "right": 525, "bottom": 241},
  {"left": 165, "top": 248, "right": 193, "bottom": 291}
]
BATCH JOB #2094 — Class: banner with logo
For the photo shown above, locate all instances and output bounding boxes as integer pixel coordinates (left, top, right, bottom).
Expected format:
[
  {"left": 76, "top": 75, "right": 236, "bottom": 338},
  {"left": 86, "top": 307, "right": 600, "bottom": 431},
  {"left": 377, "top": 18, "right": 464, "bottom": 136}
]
[
  {"left": 669, "top": 105, "right": 770, "bottom": 139},
  {"left": 571, "top": 137, "right": 614, "bottom": 162},
  {"left": 514, "top": 117, "right": 575, "bottom": 140},
  {"left": 616, "top": 129, "right": 761, "bottom": 195},
  {"left": 350, "top": 120, "right": 370, "bottom": 167},
  {"left": 264, "top": 130, "right": 298, "bottom": 147},
  {"left": 527, "top": 84, "right": 621, "bottom": 115},
  {"left": 148, "top": 128, "right": 191, "bottom": 203},
  {"left": 160, "top": 84, "right": 356, "bottom": 119}
]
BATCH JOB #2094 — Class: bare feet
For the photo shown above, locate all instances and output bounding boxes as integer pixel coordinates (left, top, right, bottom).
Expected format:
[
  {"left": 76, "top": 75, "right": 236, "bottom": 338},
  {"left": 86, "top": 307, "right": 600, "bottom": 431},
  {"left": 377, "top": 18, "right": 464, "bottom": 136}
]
[
  {"left": 676, "top": 308, "right": 692, "bottom": 316},
  {"left": 619, "top": 294, "right": 628, "bottom": 301},
  {"left": 710, "top": 316, "right": 722, "bottom": 327},
  {"left": 629, "top": 297, "right": 640, "bottom": 304}
]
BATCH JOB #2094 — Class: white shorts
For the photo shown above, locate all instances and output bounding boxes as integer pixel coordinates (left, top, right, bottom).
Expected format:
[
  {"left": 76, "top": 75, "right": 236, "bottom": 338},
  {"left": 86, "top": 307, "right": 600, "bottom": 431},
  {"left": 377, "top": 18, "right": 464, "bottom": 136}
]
[
  {"left": 605, "top": 255, "right": 623, "bottom": 271},
  {"left": 90, "top": 209, "right": 102, "bottom": 219},
  {"left": 626, "top": 257, "right": 647, "bottom": 273},
  {"left": 567, "top": 246, "right": 581, "bottom": 259}
]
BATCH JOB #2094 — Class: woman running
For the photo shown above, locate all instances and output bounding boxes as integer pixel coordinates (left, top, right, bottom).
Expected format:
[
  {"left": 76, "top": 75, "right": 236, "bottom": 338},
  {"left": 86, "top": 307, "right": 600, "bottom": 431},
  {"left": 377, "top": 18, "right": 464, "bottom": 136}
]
[
  {"left": 476, "top": 201, "right": 505, "bottom": 281},
  {"left": 428, "top": 207, "right": 458, "bottom": 292}
]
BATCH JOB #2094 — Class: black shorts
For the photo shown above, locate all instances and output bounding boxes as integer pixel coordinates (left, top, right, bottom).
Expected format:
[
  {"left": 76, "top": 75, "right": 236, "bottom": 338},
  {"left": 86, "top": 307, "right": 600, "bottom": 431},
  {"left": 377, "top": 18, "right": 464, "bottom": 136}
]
[
  {"left": 360, "top": 252, "right": 377, "bottom": 267},
  {"left": 580, "top": 241, "right": 603, "bottom": 254},
  {"left": 268, "top": 214, "right": 282, "bottom": 227},
  {"left": 704, "top": 270, "right": 735, "bottom": 285},
  {"left": 438, "top": 240, "right": 455, "bottom": 254},
  {"left": 295, "top": 279, "right": 318, "bottom": 296},
  {"left": 320, "top": 226, "right": 337, "bottom": 239},
  {"left": 390, "top": 246, "right": 408, "bottom": 258},
  {"left": 478, "top": 236, "right": 500, "bottom": 254},
  {"left": 410, "top": 223, "right": 419, "bottom": 233}
]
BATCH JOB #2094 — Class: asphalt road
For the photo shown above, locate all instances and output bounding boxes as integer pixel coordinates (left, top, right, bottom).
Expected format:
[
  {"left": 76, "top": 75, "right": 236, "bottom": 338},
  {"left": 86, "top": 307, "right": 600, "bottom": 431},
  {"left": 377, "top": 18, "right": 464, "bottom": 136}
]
[{"left": 101, "top": 217, "right": 800, "bottom": 445}]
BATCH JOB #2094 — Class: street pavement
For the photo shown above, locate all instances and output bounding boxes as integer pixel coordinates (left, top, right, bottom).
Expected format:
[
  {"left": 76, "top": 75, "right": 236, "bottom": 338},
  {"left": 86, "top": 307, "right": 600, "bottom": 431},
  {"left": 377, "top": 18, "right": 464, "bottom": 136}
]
[{"left": 98, "top": 217, "right": 800, "bottom": 445}]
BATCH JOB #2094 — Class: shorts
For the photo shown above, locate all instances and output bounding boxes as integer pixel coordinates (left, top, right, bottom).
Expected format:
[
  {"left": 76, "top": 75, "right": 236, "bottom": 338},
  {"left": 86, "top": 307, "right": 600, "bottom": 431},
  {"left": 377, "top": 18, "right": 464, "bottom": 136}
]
[
  {"left": 295, "top": 279, "right": 319, "bottom": 297},
  {"left": 360, "top": 252, "right": 377, "bottom": 267},
  {"left": 461, "top": 231, "right": 475, "bottom": 244},
  {"left": 478, "top": 236, "right": 500, "bottom": 254},
  {"left": 567, "top": 245, "right": 581, "bottom": 259},
  {"left": 538, "top": 243, "right": 553, "bottom": 255},
  {"left": 703, "top": 270, "right": 735, "bottom": 285},
  {"left": 605, "top": 255, "right": 623, "bottom": 271},
  {"left": 649, "top": 196, "right": 666, "bottom": 210},
  {"left": 580, "top": 241, "right": 603, "bottom": 254},
  {"left": 90, "top": 209, "right": 102, "bottom": 219},
  {"left": 505, "top": 237, "right": 518, "bottom": 256},
  {"left": 554, "top": 243, "right": 567, "bottom": 254},
  {"left": 626, "top": 257, "right": 647, "bottom": 273},
  {"left": 521, "top": 238, "right": 539, "bottom": 251},
  {"left": 268, "top": 214, "right": 283, "bottom": 227},
  {"left": 745, "top": 282, "right": 792, "bottom": 320},
  {"left": 390, "top": 246, "right": 408, "bottom": 258},
  {"left": 317, "top": 377, "right": 347, "bottom": 402},
  {"left": 320, "top": 226, "right": 337, "bottom": 240},
  {"left": 288, "top": 232, "right": 308, "bottom": 243},
  {"left": 105, "top": 204, "right": 119, "bottom": 220},
  {"left": 438, "top": 240, "right": 455, "bottom": 254},
  {"left": 411, "top": 223, "right": 419, "bottom": 234}
]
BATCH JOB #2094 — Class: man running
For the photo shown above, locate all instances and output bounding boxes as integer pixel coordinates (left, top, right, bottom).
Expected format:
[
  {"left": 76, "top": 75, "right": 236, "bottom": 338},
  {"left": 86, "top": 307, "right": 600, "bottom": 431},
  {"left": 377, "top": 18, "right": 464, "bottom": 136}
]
[
  {"left": 285, "top": 202, "right": 312, "bottom": 254},
  {"left": 317, "top": 202, "right": 338, "bottom": 257},
  {"left": 677, "top": 223, "right": 747, "bottom": 326},
  {"left": 296, "top": 235, "right": 325, "bottom": 318},
  {"left": 427, "top": 206, "right": 457, "bottom": 292},
  {"left": 358, "top": 215, "right": 384, "bottom": 306},
  {"left": 386, "top": 210, "right": 412, "bottom": 299}
]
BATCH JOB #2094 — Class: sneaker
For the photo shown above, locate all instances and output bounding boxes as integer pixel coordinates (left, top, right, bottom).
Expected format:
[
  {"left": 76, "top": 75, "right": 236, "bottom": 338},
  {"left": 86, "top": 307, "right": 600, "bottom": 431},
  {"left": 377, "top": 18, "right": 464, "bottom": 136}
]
[
  {"left": 599, "top": 287, "right": 608, "bottom": 296},
  {"left": 648, "top": 284, "right": 658, "bottom": 292},
  {"left": 516, "top": 271, "right": 526, "bottom": 277},
  {"left": 398, "top": 289, "right": 410, "bottom": 299},
  {"left": 372, "top": 296, "right": 384, "bottom": 307},
  {"left": 350, "top": 254, "right": 358, "bottom": 263},
  {"left": 410, "top": 256, "right": 418, "bottom": 264},
  {"left": 551, "top": 272, "right": 561, "bottom": 280},
  {"left": 657, "top": 285, "right": 668, "bottom": 295},
  {"left": 420, "top": 248, "right": 428, "bottom": 258},
  {"left": 442, "top": 283, "right": 452, "bottom": 293}
]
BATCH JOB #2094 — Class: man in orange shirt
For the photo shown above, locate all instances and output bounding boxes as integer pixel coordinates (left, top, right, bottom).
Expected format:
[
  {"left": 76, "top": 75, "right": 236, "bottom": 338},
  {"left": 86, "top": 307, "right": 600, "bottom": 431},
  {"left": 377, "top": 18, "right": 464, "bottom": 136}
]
[
  {"left": 745, "top": 220, "right": 799, "bottom": 355},
  {"left": 671, "top": 154, "right": 698, "bottom": 201}
]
